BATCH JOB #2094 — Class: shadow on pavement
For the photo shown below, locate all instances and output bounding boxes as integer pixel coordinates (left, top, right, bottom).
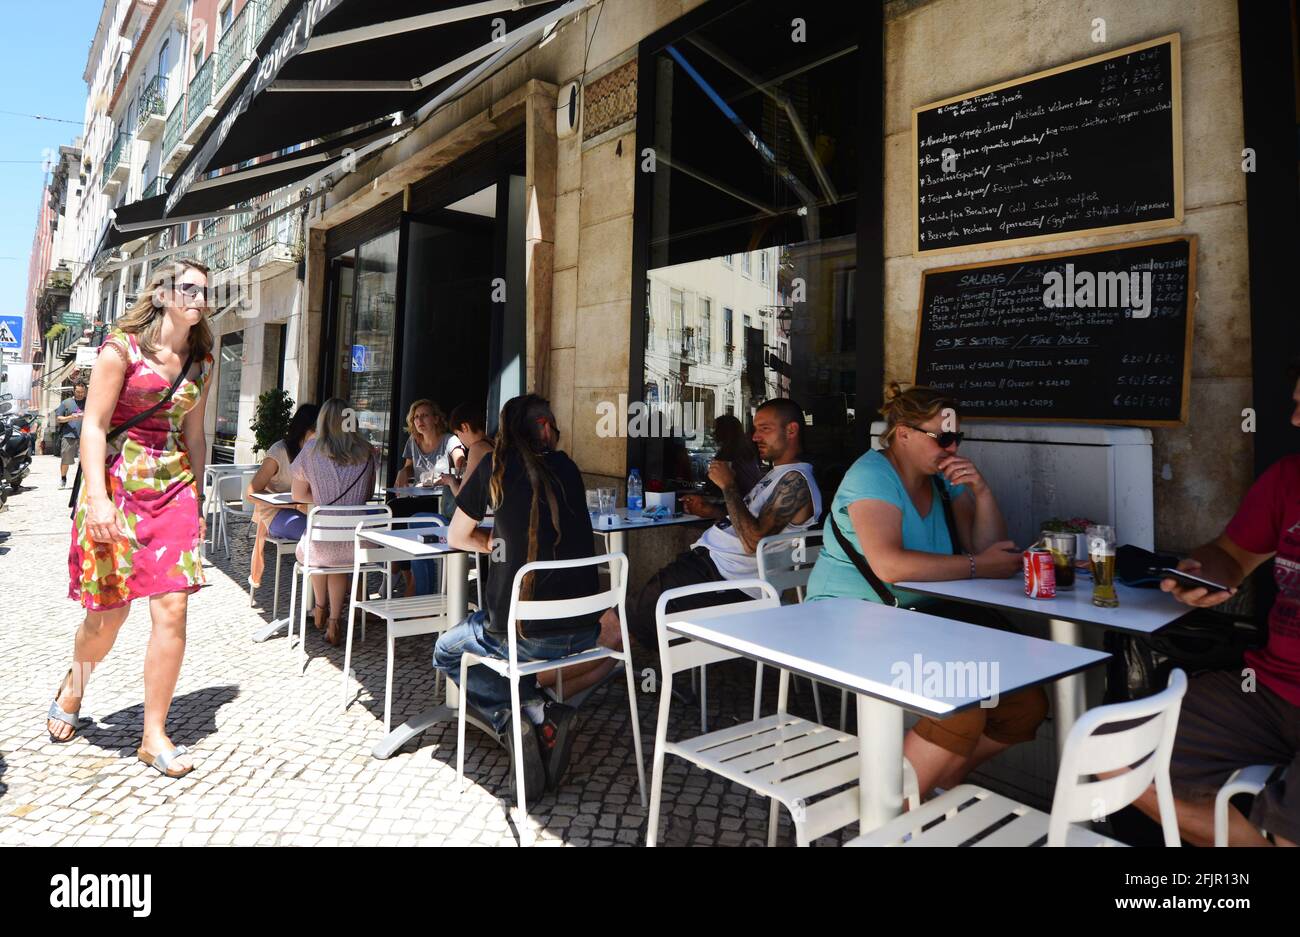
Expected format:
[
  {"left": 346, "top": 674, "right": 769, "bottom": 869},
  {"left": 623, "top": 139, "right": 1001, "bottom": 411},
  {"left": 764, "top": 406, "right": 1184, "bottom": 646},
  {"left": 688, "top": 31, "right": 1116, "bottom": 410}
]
[{"left": 83, "top": 684, "right": 240, "bottom": 755}]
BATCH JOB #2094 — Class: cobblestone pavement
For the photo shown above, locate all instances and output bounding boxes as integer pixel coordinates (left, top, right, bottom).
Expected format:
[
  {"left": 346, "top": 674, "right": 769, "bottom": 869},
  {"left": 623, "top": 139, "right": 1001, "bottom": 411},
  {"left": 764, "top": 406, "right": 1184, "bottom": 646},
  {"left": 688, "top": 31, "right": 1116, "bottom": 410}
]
[{"left": 0, "top": 455, "right": 849, "bottom": 846}]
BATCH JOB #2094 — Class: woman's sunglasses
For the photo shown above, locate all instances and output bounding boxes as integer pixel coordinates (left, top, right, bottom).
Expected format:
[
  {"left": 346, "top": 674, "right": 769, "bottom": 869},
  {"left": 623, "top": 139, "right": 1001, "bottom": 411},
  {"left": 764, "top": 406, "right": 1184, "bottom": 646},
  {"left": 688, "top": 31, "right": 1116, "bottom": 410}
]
[
  {"left": 175, "top": 282, "right": 208, "bottom": 302},
  {"left": 904, "top": 424, "right": 964, "bottom": 448}
]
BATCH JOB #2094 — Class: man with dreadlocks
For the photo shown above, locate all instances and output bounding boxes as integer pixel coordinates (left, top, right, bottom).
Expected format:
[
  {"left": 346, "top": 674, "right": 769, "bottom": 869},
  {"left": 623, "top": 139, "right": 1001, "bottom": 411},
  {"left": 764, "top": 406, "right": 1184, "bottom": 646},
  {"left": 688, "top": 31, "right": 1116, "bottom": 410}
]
[{"left": 435, "top": 394, "right": 598, "bottom": 803}]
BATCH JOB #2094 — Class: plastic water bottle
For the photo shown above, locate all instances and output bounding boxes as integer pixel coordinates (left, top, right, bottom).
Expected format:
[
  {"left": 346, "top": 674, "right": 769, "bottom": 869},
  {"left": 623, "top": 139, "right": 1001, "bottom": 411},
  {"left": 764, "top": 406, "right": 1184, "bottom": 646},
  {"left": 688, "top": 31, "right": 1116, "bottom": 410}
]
[{"left": 627, "top": 468, "right": 644, "bottom": 517}]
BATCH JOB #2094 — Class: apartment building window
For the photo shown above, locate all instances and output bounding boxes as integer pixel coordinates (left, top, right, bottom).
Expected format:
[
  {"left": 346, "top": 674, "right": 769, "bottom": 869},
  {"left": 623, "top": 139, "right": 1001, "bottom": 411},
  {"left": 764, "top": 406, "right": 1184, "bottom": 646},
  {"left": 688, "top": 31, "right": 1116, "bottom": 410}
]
[
  {"left": 218, "top": 2, "right": 233, "bottom": 37},
  {"left": 740, "top": 252, "right": 751, "bottom": 277},
  {"left": 158, "top": 38, "right": 169, "bottom": 78},
  {"left": 723, "top": 307, "right": 734, "bottom": 366},
  {"left": 722, "top": 254, "right": 733, "bottom": 267},
  {"left": 699, "top": 297, "right": 712, "bottom": 363},
  {"left": 759, "top": 250, "right": 770, "bottom": 284}
]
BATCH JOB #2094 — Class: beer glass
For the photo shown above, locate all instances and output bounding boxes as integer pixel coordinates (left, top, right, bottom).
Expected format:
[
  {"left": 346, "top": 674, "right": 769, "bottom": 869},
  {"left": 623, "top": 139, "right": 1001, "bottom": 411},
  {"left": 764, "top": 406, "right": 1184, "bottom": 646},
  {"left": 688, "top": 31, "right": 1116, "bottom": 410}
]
[
  {"left": 1087, "top": 524, "right": 1118, "bottom": 608},
  {"left": 597, "top": 487, "right": 617, "bottom": 519},
  {"left": 586, "top": 489, "right": 600, "bottom": 522},
  {"left": 1041, "top": 531, "right": 1076, "bottom": 590}
]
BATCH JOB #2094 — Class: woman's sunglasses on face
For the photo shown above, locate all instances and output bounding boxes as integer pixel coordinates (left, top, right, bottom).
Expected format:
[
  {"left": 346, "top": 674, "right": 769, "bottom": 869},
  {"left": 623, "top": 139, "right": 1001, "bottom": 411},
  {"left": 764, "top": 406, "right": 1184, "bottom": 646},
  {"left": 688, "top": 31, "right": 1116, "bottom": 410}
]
[
  {"left": 904, "top": 424, "right": 964, "bottom": 448},
  {"left": 175, "top": 282, "right": 208, "bottom": 302}
]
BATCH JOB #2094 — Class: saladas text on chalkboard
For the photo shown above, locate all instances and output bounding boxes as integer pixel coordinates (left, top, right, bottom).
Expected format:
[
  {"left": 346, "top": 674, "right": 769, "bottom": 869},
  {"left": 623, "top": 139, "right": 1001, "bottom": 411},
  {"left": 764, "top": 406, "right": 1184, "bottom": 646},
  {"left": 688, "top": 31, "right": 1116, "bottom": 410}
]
[
  {"left": 914, "top": 34, "right": 1182, "bottom": 255},
  {"left": 911, "top": 236, "right": 1196, "bottom": 425}
]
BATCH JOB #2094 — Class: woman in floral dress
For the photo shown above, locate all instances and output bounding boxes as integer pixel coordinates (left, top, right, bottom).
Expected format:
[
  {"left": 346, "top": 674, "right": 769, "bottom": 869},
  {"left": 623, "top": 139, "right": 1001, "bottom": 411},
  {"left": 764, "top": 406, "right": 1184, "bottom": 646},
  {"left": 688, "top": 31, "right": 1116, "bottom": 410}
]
[{"left": 46, "top": 259, "right": 214, "bottom": 780}]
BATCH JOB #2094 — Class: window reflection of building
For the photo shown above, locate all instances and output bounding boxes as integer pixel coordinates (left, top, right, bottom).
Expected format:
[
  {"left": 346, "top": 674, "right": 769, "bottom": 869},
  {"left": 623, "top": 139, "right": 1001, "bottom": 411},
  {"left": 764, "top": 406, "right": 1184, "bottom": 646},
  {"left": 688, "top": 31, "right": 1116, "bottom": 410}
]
[{"left": 636, "top": 0, "right": 864, "bottom": 493}]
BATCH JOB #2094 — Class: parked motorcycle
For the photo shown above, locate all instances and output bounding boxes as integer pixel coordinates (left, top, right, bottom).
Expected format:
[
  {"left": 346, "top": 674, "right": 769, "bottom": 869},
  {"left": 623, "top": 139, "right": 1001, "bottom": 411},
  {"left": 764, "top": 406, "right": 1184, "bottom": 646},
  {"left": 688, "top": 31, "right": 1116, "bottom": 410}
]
[{"left": 0, "top": 396, "right": 35, "bottom": 508}]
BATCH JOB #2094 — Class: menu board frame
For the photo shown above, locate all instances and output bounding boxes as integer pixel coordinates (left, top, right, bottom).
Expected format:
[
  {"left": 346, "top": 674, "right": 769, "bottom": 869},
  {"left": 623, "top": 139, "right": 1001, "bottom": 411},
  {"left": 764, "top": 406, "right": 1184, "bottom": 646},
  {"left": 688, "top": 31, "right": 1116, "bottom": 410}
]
[
  {"left": 912, "top": 33, "right": 1184, "bottom": 257},
  {"left": 909, "top": 234, "right": 1198, "bottom": 427}
]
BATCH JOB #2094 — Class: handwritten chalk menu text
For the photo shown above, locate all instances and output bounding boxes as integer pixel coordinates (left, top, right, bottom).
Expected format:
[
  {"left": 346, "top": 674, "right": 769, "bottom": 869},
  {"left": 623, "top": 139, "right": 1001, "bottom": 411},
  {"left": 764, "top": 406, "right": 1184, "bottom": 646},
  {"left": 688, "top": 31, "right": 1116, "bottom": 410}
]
[
  {"left": 914, "top": 34, "right": 1181, "bottom": 255},
  {"left": 912, "top": 237, "right": 1195, "bottom": 425}
]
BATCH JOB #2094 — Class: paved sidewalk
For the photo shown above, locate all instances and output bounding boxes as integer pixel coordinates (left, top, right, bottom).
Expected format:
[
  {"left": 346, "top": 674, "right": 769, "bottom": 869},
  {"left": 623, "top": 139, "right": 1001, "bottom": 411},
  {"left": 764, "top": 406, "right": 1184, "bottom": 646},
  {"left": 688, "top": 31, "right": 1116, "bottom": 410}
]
[{"left": 0, "top": 455, "right": 846, "bottom": 846}]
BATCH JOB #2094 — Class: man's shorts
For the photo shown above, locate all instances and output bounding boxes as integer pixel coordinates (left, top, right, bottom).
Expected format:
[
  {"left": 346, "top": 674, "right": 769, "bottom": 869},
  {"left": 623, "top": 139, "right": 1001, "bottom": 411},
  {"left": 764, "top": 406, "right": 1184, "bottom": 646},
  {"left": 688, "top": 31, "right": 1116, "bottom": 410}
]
[
  {"left": 1167, "top": 668, "right": 1299, "bottom": 844},
  {"left": 913, "top": 686, "right": 1049, "bottom": 758},
  {"left": 60, "top": 436, "right": 79, "bottom": 467}
]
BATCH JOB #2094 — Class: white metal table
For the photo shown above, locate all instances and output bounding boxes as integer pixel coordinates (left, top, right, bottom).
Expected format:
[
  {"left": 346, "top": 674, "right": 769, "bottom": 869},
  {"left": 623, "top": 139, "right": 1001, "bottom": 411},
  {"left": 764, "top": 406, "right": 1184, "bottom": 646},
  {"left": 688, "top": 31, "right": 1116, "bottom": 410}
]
[
  {"left": 385, "top": 485, "right": 448, "bottom": 499},
  {"left": 895, "top": 576, "right": 1190, "bottom": 758},
  {"left": 592, "top": 508, "right": 708, "bottom": 564},
  {"left": 668, "top": 596, "right": 1108, "bottom": 831}
]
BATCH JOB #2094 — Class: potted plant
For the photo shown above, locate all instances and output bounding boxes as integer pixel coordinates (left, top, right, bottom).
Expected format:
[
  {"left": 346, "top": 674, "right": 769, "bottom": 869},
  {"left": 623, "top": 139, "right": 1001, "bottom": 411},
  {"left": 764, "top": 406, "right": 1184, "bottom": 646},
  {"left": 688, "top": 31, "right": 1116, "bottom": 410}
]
[
  {"left": 249, "top": 388, "right": 294, "bottom": 456},
  {"left": 1041, "top": 516, "right": 1097, "bottom": 561}
]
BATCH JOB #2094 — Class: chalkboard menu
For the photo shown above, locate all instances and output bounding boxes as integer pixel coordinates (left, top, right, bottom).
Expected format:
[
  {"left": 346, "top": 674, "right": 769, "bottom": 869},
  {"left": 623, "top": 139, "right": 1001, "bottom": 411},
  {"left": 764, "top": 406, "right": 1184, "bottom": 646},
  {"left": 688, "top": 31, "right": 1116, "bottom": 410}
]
[
  {"left": 912, "top": 236, "right": 1196, "bottom": 426},
  {"left": 913, "top": 34, "right": 1182, "bottom": 255}
]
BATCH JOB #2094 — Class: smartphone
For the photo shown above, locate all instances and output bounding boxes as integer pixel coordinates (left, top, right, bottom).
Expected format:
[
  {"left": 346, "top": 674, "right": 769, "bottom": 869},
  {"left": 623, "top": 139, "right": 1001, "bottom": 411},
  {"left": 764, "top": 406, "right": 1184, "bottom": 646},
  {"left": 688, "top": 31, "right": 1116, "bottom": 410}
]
[
  {"left": 1151, "top": 567, "right": 1231, "bottom": 593},
  {"left": 417, "top": 532, "right": 444, "bottom": 544}
]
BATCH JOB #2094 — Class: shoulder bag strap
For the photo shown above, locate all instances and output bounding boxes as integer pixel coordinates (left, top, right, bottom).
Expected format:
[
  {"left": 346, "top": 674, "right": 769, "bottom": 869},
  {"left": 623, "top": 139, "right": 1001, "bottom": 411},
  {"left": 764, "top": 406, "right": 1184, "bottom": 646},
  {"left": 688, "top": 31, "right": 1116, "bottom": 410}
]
[
  {"left": 934, "top": 477, "right": 962, "bottom": 555},
  {"left": 69, "top": 351, "right": 194, "bottom": 517},
  {"left": 828, "top": 512, "right": 899, "bottom": 607},
  {"left": 324, "top": 456, "right": 372, "bottom": 506}
]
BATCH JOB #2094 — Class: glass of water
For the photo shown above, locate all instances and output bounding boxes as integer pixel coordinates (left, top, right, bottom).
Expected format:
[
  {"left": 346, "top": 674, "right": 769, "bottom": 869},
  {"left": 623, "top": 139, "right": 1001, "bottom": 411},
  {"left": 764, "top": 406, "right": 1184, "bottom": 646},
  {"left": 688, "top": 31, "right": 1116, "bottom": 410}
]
[
  {"left": 586, "top": 489, "right": 600, "bottom": 521},
  {"left": 597, "top": 487, "right": 617, "bottom": 519}
]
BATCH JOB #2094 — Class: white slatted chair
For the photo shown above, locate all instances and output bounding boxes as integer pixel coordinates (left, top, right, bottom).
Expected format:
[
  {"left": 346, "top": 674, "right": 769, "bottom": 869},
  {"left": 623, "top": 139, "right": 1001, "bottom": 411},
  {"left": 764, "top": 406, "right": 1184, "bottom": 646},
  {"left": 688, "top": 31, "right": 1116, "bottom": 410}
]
[
  {"left": 456, "top": 552, "right": 647, "bottom": 829},
  {"left": 215, "top": 471, "right": 258, "bottom": 558},
  {"left": 250, "top": 523, "right": 300, "bottom": 618},
  {"left": 646, "top": 579, "right": 917, "bottom": 847},
  {"left": 341, "top": 515, "right": 455, "bottom": 734},
  {"left": 203, "top": 464, "right": 261, "bottom": 556},
  {"left": 755, "top": 530, "right": 829, "bottom": 727},
  {"left": 850, "top": 669, "right": 1188, "bottom": 847},
  {"left": 1214, "top": 764, "right": 1285, "bottom": 846},
  {"left": 288, "top": 505, "right": 393, "bottom": 674}
]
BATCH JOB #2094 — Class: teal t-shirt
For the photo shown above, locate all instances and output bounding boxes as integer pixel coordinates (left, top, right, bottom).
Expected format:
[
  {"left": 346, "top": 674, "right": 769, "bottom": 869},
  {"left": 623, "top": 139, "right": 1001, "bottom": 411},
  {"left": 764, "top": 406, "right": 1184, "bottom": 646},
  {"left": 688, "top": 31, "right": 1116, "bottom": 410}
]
[{"left": 806, "top": 449, "right": 966, "bottom": 606}]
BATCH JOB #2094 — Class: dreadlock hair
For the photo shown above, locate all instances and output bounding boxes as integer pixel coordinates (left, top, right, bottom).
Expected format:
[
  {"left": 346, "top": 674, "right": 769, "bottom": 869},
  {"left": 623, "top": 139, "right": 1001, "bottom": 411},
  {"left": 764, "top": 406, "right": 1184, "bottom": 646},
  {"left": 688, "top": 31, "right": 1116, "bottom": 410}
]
[{"left": 489, "top": 394, "right": 564, "bottom": 616}]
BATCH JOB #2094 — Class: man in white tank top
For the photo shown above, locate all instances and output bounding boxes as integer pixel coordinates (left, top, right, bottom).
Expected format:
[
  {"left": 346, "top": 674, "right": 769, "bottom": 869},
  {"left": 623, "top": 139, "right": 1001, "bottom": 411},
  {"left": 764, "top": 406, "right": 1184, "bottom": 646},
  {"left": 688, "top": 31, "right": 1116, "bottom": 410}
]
[{"left": 600, "top": 399, "right": 822, "bottom": 652}]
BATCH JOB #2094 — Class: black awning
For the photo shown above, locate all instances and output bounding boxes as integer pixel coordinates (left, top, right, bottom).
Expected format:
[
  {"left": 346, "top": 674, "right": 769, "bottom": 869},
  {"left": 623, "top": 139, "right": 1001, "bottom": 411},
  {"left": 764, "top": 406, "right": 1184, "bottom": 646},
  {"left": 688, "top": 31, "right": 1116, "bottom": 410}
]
[
  {"left": 165, "top": 0, "right": 579, "bottom": 214},
  {"left": 105, "top": 122, "right": 398, "bottom": 249}
]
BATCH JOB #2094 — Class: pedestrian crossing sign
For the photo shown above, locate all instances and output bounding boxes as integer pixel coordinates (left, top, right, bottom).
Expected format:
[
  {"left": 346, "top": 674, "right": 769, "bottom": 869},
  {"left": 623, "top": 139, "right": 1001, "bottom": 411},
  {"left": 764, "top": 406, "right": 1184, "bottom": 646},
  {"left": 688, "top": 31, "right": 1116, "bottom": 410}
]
[{"left": 0, "top": 316, "right": 21, "bottom": 350}]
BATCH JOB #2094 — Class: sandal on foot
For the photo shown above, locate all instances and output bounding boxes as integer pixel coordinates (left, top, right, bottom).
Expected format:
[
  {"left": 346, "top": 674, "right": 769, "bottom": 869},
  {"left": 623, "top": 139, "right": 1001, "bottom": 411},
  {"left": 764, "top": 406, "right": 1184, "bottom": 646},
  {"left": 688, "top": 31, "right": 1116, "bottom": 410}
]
[
  {"left": 46, "top": 671, "right": 84, "bottom": 743},
  {"left": 312, "top": 604, "right": 328, "bottom": 631},
  {"left": 324, "top": 617, "right": 342, "bottom": 647},
  {"left": 138, "top": 744, "right": 195, "bottom": 779}
]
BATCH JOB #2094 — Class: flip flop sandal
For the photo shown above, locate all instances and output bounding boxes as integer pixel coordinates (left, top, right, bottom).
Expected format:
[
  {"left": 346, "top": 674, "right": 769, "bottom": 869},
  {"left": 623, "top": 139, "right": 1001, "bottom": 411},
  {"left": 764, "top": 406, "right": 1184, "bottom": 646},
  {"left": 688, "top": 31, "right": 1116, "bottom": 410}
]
[
  {"left": 46, "top": 671, "right": 84, "bottom": 743},
  {"left": 138, "top": 744, "right": 195, "bottom": 779}
]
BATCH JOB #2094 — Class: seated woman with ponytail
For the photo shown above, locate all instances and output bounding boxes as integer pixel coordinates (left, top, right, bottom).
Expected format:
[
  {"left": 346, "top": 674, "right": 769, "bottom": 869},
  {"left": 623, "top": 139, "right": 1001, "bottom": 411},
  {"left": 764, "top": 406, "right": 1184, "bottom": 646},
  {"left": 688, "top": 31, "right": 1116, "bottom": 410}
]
[
  {"left": 434, "top": 394, "right": 598, "bottom": 802},
  {"left": 806, "top": 382, "right": 1047, "bottom": 801}
]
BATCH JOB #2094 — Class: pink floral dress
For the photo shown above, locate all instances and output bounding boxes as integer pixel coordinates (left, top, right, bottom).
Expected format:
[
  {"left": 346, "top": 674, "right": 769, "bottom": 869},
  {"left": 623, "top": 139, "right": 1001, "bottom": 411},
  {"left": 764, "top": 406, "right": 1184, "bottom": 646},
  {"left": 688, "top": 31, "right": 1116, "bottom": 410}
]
[{"left": 68, "top": 329, "right": 212, "bottom": 611}]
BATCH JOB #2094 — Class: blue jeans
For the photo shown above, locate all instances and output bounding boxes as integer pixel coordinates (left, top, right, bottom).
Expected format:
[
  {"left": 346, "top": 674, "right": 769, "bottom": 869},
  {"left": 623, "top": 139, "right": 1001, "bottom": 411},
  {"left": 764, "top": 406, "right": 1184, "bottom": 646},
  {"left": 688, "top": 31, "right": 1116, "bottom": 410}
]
[
  {"left": 406, "top": 513, "right": 445, "bottom": 596},
  {"left": 433, "top": 611, "right": 599, "bottom": 733}
]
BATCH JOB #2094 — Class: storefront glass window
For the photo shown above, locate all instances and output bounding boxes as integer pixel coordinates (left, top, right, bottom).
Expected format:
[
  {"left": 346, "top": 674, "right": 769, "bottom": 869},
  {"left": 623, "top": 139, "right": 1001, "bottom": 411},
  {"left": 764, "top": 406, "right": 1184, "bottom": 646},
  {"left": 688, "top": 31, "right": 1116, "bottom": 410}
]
[
  {"left": 330, "top": 229, "right": 400, "bottom": 470},
  {"left": 214, "top": 331, "right": 243, "bottom": 447},
  {"left": 639, "top": 0, "right": 862, "bottom": 490}
]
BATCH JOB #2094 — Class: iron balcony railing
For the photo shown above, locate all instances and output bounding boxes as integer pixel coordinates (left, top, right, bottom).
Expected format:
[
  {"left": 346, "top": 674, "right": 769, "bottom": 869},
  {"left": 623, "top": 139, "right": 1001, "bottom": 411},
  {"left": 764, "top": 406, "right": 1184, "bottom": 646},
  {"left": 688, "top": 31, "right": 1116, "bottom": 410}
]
[
  {"left": 185, "top": 54, "right": 215, "bottom": 131},
  {"left": 162, "top": 96, "right": 184, "bottom": 158},
  {"left": 137, "top": 73, "right": 168, "bottom": 131},
  {"left": 254, "top": 0, "right": 295, "bottom": 46},
  {"left": 103, "top": 131, "right": 128, "bottom": 181},
  {"left": 142, "top": 174, "right": 170, "bottom": 199},
  {"left": 215, "top": 1, "right": 255, "bottom": 91}
]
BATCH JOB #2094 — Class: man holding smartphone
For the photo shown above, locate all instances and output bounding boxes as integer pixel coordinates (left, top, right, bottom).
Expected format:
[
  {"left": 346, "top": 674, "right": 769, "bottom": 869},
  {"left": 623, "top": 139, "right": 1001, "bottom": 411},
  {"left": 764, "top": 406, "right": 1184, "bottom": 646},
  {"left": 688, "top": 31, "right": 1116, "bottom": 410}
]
[{"left": 1140, "top": 371, "right": 1300, "bottom": 847}]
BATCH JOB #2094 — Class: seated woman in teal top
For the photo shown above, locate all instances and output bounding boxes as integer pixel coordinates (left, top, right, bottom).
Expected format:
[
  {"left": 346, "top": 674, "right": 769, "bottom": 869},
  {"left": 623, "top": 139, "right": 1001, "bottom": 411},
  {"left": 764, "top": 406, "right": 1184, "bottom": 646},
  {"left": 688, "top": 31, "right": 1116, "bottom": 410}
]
[{"left": 806, "top": 383, "right": 1046, "bottom": 802}]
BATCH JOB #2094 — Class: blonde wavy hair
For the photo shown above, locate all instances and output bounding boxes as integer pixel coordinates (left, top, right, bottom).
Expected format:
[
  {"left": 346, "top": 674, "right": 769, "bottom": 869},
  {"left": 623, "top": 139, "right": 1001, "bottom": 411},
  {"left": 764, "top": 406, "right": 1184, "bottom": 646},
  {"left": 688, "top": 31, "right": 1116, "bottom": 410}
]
[
  {"left": 404, "top": 398, "right": 447, "bottom": 439},
  {"left": 879, "top": 382, "right": 959, "bottom": 448},
  {"left": 114, "top": 259, "right": 214, "bottom": 361},
  {"left": 315, "top": 397, "right": 374, "bottom": 466}
]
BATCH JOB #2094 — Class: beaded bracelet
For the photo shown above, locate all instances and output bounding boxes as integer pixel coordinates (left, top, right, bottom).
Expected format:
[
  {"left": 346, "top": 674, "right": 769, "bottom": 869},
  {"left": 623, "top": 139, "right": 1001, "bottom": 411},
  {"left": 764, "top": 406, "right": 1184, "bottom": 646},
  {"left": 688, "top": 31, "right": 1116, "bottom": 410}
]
[{"left": 967, "top": 553, "right": 977, "bottom": 579}]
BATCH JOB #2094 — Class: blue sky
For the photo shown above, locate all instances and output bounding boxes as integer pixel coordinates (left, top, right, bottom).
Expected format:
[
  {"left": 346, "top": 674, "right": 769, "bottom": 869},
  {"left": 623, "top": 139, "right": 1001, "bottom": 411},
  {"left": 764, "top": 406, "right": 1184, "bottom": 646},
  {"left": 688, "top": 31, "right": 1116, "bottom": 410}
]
[{"left": 0, "top": 1, "right": 99, "bottom": 315}]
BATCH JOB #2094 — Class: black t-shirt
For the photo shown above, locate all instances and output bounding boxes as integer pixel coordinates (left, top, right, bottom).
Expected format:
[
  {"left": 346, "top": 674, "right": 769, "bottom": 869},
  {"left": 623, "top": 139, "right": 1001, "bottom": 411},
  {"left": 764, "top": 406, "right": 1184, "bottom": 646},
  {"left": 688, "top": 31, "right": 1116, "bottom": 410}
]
[{"left": 455, "top": 448, "right": 599, "bottom": 637}]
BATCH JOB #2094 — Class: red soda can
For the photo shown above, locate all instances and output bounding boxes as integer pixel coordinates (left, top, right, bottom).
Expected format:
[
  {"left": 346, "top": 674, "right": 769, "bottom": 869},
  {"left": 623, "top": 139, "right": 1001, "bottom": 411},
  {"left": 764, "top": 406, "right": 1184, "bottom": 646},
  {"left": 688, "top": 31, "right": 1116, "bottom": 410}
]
[{"left": 1023, "top": 545, "right": 1056, "bottom": 599}]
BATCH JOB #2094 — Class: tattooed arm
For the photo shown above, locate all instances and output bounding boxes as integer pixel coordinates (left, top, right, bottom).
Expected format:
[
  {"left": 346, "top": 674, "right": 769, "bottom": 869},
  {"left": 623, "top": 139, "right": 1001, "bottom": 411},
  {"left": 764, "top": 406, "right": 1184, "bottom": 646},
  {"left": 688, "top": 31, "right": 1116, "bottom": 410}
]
[{"left": 721, "top": 471, "right": 814, "bottom": 554}]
